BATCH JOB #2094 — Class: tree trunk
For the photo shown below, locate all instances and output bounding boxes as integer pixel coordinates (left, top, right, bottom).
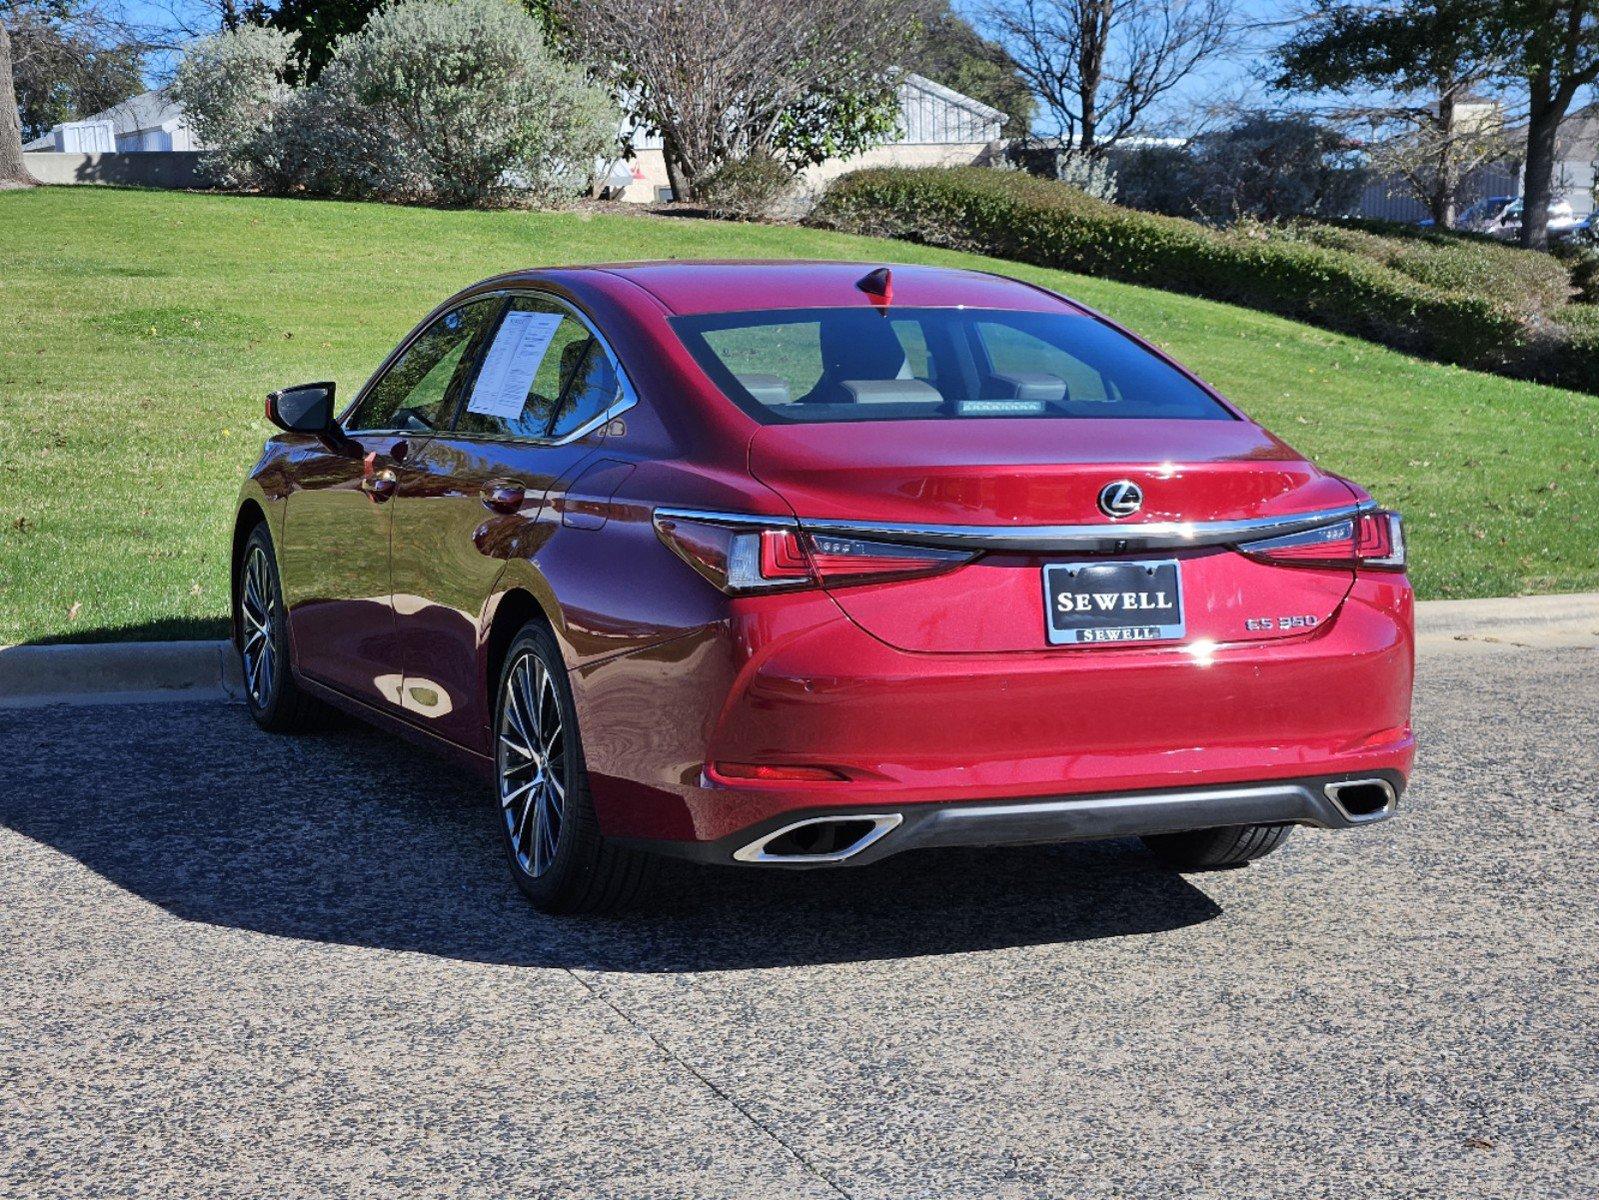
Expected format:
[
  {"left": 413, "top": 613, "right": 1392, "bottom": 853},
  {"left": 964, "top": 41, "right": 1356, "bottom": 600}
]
[
  {"left": 1, "top": 23, "right": 36, "bottom": 187},
  {"left": 1075, "top": 0, "right": 1109, "bottom": 156},
  {"left": 1520, "top": 90, "right": 1560, "bottom": 251},
  {"left": 661, "top": 133, "right": 692, "bottom": 203},
  {"left": 1435, "top": 90, "right": 1457, "bottom": 228}
]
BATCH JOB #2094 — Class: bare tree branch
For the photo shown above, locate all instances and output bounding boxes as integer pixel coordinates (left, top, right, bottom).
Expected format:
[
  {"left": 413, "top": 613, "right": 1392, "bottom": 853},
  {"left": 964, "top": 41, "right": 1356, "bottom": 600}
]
[{"left": 979, "top": 0, "right": 1235, "bottom": 152}]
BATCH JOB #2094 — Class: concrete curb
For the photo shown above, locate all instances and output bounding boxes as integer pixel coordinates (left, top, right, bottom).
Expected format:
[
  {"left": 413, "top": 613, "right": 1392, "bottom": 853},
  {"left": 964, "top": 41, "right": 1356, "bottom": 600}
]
[
  {"left": 1, "top": 593, "right": 1595, "bottom": 709},
  {"left": 0, "top": 641, "right": 244, "bottom": 710},
  {"left": 1414, "top": 592, "right": 1599, "bottom": 647}
]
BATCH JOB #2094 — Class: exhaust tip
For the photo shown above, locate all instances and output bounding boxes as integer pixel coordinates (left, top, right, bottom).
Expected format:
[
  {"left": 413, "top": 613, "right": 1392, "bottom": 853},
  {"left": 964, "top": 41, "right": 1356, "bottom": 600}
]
[
  {"left": 734, "top": 814, "right": 903, "bottom": 864},
  {"left": 1324, "top": 778, "right": 1397, "bottom": 823}
]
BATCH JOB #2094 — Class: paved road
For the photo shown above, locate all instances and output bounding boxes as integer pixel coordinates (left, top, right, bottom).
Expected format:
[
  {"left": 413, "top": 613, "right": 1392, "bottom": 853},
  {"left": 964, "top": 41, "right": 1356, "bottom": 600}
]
[{"left": 1, "top": 638, "right": 1595, "bottom": 1199}]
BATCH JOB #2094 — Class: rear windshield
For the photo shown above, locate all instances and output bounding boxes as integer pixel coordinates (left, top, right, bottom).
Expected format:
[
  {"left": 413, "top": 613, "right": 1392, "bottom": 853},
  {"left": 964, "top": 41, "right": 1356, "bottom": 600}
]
[{"left": 670, "top": 307, "right": 1232, "bottom": 424}]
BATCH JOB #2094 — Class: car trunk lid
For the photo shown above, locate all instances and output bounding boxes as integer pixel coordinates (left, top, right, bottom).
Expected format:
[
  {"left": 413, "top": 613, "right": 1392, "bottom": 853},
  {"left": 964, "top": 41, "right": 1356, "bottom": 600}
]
[{"left": 748, "top": 419, "right": 1360, "bottom": 654}]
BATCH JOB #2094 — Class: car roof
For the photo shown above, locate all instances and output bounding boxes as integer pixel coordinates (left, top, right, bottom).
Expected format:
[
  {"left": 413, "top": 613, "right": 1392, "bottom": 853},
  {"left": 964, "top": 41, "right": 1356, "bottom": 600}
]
[{"left": 526, "top": 261, "right": 1080, "bottom": 317}]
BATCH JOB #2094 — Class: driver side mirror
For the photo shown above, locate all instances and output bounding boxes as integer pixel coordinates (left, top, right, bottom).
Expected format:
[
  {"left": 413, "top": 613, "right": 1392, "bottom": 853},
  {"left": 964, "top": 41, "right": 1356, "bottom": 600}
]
[{"left": 266, "top": 382, "right": 338, "bottom": 434}]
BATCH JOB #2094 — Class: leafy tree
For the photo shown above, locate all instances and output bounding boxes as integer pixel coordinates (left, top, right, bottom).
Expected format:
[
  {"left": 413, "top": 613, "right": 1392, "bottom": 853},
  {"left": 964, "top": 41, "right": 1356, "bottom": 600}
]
[
  {"left": 556, "top": 0, "right": 918, "bottom": 200},
  {"left": 267, "top": 0, "right": 375, "bottom": 79},
  {"left": 1275, "top": 0, "right": 1599, "bottom": 248},
  {"left": 3, "top": 0, "right": 143, "bottom": 184},
  {"left": 10, "top": 10, "right": 142, "bottom": 140},
  {"left": 906, "top": 0, "right": 1034, "bottom": 136},
  {"left": 269, "top": 0, "right": 552, "bottom": 79},
  {"left": 1275, "top": 1, "right": 1509, "bottom": 227},
  {"left": 1508, "top": 0, "right": 1599, "bottom": 248}
]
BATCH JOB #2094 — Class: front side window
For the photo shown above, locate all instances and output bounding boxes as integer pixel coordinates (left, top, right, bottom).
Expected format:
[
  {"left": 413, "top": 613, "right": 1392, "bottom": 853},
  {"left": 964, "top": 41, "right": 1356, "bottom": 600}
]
[
  {"left": 672, "top": 307, "right": 1232, "bottom": 424},
  {"left": 346, "top": 299, "right": 499, "bottom": 433},
  {"left": 456, "top": 296, "right": 618, "bottom": 440}
]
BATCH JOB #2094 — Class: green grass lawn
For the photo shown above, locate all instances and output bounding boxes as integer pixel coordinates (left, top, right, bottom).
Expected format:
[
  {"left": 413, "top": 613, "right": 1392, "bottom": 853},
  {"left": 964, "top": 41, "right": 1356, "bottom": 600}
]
[{"left": 2, "top": 186, "right": 1596, "bottom": 644}]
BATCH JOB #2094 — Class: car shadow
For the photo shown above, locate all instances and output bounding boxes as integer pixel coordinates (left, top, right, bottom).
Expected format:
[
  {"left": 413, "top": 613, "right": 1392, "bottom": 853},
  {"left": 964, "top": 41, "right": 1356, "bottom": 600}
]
[{"left": 0, "top": 702, "right": 1223, "bottom": 972}]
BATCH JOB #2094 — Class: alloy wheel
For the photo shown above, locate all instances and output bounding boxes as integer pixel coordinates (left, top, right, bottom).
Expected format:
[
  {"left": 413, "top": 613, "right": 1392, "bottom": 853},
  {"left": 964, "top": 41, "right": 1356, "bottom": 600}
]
[
  {"left": 498, "top": 651, "right": 567, "bottom": 878},
  {"left": 240, "top": 544, "right": 278, "bottom": 708}
]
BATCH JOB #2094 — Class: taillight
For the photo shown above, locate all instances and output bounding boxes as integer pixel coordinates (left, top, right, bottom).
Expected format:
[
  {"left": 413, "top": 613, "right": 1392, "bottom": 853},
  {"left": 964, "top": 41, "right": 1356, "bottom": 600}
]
[
  {"left": 654, "top": 514, "right": 975, "bottom": 595},
  {"left": 1238, "top": 510, "right": 1405, "bottom": 570}
]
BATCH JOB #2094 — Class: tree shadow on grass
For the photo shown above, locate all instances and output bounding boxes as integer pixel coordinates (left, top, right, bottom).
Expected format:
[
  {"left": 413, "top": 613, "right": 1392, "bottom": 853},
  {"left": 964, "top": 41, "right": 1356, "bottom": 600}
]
[
  {"left": 26, "top": 616, "right": 231, "bottom": 646},
  {"left": 0, "top": 699, "right": 1223, "bottom": 973}
]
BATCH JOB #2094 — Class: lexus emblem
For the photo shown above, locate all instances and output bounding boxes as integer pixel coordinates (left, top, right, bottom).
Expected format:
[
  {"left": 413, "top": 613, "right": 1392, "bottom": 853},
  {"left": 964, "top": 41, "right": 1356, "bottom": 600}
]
[{"left": 1098, "top": 480, "right": 1143, "bottom": 519}]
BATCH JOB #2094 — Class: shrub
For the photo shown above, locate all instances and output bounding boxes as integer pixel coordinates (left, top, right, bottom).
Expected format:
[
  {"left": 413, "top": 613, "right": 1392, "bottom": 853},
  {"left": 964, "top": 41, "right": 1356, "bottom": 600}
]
[
  {"left": 1035, "top": 152, "right": 1118, "bottom": 202},
  {"left": 1283, "top": 222, "right": 1574, "bottom": 316},
  {"left": 1110, "top": 144, "right": 1196, "bottom": 217},
  {"left": 1182, "top": 116, "right": 1367, "bottom": 223},
  {"left": 695, "top": 153, "right": 795, "bottom": 221},
  {"left": 170, "top": 25, "right": 295, "bottom": 191},
  {"left": 328, "top": 0, "right": 617, "bottom": 207},
  {"left": 812, "top": 166, "right": 1599, "bottom": 394},
  {"left": 170, "top": 0, "right": 618, "bottom": 208},
  {"left": 1552, "top": 240, "right": 1599, "bottom": 304}
]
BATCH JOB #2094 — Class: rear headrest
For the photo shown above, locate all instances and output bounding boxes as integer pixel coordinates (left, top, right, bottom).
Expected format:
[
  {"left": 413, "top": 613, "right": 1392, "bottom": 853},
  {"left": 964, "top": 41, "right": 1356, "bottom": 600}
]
[
  {"left": 990, "top": 371, "right": 1068, "bottom": 402},
  {"left": 841, "top": 379, "right": 944, "bottom": 404},
  {"left": 735, "top": 373, "right": 792, "bottom": 405}
]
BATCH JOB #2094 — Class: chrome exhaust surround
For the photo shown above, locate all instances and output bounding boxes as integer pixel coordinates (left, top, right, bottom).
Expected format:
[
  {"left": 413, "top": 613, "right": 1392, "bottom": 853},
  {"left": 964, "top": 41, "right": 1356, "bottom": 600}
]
[
  {"left": 1323, "top": 778, "right": 1398, "bottom": 823},
  {"left": 733, "top": 813, "right": 904, "bottom": 864}
]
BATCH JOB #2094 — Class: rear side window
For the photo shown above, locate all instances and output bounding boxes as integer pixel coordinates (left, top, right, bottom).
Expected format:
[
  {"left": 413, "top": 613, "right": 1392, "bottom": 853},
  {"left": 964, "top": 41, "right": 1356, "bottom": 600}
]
[
  {"left": 346, "top": 299, "right": 499, "bottom": 433},
  {"left": 456, "top": 296, "right": 617, "bottom": 440},
  {"left": 672, "top": 307, "right": 1231, "bottom": 424}
]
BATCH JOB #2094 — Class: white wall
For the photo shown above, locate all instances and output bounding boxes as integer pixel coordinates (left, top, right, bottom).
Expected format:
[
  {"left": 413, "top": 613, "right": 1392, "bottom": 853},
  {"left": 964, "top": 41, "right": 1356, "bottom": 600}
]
[
  {"left": 1553, "top": 156, "right": 1596, "bottom": 216},
  {"left": 46, "top": 121, "right": 117, "bottom": 154},
  {"left": 612, "top": 140, "right": 1005, "bottom": 204}
]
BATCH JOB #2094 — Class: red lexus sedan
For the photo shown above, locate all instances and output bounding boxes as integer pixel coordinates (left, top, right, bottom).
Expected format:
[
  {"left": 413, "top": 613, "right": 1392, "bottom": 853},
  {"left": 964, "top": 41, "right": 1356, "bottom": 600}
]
[{"left": 235, "top": 261, "right": 1414, "bottom": 913}]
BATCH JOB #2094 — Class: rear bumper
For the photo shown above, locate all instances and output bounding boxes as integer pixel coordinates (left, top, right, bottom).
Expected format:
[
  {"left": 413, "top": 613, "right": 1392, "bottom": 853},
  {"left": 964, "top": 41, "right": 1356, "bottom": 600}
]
[
  {"left": 627, "top": 771, "right": 1405, "bottom": 867},
  {"left": 575, "top": 575, "right": 1415, "bottom": 848}
]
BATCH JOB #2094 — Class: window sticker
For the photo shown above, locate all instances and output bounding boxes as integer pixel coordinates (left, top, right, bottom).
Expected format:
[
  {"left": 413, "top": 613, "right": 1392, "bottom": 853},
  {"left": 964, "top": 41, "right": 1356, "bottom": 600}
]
[{"left": 466, "top": 310, "right": 565, "bottom": 420}]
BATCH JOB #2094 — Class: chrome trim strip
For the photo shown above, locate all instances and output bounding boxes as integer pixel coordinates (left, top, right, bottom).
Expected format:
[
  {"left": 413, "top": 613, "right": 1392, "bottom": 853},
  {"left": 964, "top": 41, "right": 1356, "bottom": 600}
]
[
  {"left": 653, "top": 502, "right": 1373, "bottom": 553},
  {"left": 653, "top": 506, "right": 799, "bottom": 529},
  {"left": 733, "top": 814, "right": 904, "bottom": 864}
]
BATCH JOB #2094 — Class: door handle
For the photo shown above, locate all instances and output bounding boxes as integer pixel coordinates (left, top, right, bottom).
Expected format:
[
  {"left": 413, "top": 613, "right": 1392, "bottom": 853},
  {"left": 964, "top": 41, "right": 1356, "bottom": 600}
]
[
  {"left": 481, "top": 481, "right": 525, "bottom": 514},
  {"left": 361, "top": 469, "right": 398, "bottom": 501}
]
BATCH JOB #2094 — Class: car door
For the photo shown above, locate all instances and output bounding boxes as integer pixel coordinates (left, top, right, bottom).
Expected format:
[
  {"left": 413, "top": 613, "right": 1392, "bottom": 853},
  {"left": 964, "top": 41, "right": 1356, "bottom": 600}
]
[
  {"left": 280, "top": 298, "right": 500, "bottom": 708},
  {"left": 390, "top": 292, "right": 634, "bottom": 751}
]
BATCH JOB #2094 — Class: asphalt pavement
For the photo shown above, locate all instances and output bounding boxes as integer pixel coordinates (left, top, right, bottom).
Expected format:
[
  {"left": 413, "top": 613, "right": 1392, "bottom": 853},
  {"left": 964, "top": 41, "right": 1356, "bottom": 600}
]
[{"left": 1, "top": 636, "right": 1595, "bottom": 1199}]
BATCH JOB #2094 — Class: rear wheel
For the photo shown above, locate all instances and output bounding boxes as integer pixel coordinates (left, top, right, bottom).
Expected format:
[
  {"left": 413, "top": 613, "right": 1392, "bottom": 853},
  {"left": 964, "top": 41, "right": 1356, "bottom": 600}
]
[
  {"left": 237, "top": 524, "right": 325, "bottom": 732},
  {"left": 494, "top": 622, "right": 654, "bottom": 914},
  {"left": 1141, "top": 824, "right": 1293, "bottom": 869}
]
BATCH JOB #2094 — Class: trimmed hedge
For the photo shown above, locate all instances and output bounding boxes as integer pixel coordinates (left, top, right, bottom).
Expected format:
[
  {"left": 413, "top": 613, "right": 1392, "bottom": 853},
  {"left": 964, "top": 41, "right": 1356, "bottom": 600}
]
[
  {"left": 1282, "top": 221, "right": 1575, "bottom": 316},
  {"left": 812, "top": 167, "right": 1599, "bottom": 395}
]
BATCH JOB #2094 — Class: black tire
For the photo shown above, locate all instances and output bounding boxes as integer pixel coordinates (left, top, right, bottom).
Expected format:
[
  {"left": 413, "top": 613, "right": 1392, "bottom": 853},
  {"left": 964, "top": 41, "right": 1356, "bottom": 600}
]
[
  {"left": 236, "top": 523, "right": 328, "bottom": 733},
  {"left": 493, "top": 622, "right": 655, "bottom": 914},
  {"left": 1141, "top": 823, "right": 1293, "bottom": 869}
]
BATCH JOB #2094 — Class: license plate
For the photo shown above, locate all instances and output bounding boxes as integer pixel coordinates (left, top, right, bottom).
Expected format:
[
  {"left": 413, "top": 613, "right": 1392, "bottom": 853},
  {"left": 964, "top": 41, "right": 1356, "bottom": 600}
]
[{"left": 1042, "top": 560, "right": 1185, "bottom": 646}]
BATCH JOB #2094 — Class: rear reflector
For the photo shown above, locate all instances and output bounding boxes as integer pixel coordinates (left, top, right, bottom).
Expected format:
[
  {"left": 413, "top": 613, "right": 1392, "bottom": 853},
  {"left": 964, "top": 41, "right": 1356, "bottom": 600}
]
[
  {"left": 1238, "top": 510, "right": 1405, "bottom": 570},
  {"left": 655, "top": 514, "right": 975, "bottom": 595},
  {"left": 713, "top": 762, "right": 850, "bottom": 782}
]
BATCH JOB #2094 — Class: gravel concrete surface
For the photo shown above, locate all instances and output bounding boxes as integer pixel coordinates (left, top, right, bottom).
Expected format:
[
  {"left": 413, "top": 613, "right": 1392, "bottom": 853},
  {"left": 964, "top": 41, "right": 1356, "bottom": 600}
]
[{"left": 1, "top": 638, "right": 1595, "bottom": 1199}]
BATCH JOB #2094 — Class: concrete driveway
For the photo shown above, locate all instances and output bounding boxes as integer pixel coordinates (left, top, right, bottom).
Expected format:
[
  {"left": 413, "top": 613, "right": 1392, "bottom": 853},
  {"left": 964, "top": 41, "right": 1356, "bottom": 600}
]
[{"left": 1, "top": 636, "right": 1594, "bottom": 1199}]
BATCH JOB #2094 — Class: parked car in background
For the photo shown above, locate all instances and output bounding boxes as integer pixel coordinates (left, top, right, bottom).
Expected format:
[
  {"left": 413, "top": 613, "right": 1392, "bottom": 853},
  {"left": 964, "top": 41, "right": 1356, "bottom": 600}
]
[
  {"left": 235, "top": 262, "right": 1415, "bottom": 913},
  {"left": 1442, "top": 195, "right": 1585, "bottom": 240}
]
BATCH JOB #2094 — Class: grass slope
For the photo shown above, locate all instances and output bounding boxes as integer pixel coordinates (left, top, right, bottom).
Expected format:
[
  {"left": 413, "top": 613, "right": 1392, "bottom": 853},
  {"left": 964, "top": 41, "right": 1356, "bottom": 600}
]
[{"left": 1, "top": 186, "right": 1596, "bottom": 644}]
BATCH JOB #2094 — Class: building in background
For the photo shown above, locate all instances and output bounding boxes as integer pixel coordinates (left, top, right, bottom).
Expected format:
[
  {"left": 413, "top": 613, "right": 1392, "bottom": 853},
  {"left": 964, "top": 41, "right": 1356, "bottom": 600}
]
[{"left": 23, "top": 89, "right": 204, "bottom": 155}]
